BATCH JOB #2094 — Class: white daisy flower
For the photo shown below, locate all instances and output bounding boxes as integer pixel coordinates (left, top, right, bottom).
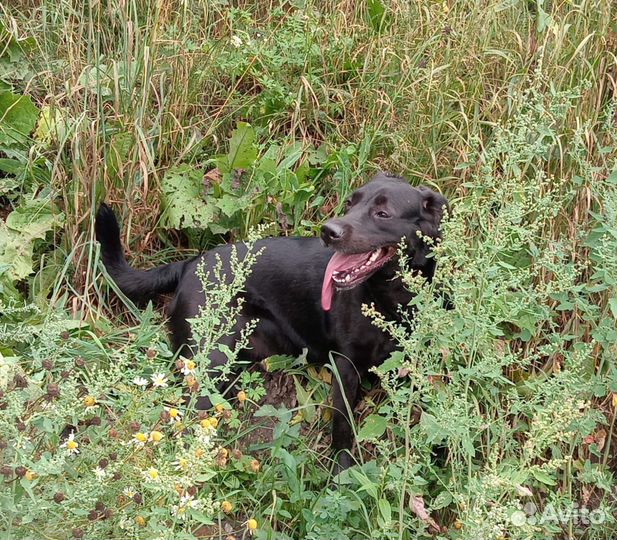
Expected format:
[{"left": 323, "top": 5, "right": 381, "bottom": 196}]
[
  {"left": 143, "top": 467, "right": 161, "bottom": 483},
  {"left": 181, "top": 360, "right": 196, "bottom": 376},
  {"left": 151, "top": 373, "right": 168, "bottom": 388},
  {"left": 133, "top": 376, "right": 148, "bottom": 387},
  {"left": 173, "top": 456, "right": 190, "bottom": 471},
  {"left": 60, "top": 431, "right": 79, "bottom": 455},
  {"left": 171, "top": 503, "right": 187, "bottom": 520},
  {"left": 165, "top": 406, "right": 183, "bottom": 423},
  {"left": 231, "top": 35, "right": 242, "bottom": 48},
  {"left": 83, "top": 395, "right": 98, "bottom": 410},
  {"left": 180, "top": 494, "right": 200, "bottom": 508},
  {"left": 132, "top": 432, "right": 148, "bottom": 447},
  {"left": 171, "top": 494, "right": 201, "bottom": 520},
  {"left": 93, "top": 466, "right": 107, "bottom": 481},
  {"left": 123, "top": 486, "right": 136, "bottom": 498}
]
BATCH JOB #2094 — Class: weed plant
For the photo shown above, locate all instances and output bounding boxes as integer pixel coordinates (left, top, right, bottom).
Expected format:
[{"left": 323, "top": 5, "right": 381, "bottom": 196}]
[{"left": 0, "top": 1, "right": 616, "bottom": 538}]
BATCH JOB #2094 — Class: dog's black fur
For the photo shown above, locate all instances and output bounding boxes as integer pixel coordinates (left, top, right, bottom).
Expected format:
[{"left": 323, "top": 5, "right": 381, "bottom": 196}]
[{"left": 95, "top": 173, "right": 447, "bottom": 470}]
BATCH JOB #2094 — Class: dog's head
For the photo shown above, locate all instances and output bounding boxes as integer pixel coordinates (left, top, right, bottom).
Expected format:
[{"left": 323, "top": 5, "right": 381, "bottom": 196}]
[{"left": 320, "top": 173, "right": 448, "bottom": 310}]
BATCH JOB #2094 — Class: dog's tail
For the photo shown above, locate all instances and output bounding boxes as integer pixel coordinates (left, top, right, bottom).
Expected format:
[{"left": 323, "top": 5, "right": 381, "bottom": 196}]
[{"left": 95, "top": 203, "right": 187, "bottom": 303}]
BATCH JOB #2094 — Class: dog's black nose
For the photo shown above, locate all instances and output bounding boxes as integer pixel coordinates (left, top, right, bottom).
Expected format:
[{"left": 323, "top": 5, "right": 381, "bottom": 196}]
[{"left": 321, "top": 221, "right": 345, "bottom": 245}]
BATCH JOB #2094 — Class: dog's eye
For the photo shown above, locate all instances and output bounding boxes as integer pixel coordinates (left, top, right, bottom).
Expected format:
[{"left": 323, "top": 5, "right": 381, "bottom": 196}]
[{"left": 375, "top": 210, "right": 390, "bottom": 219}]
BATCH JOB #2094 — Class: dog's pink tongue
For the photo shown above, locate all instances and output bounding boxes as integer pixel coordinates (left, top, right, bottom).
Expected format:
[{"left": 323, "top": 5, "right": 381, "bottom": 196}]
[{"left": 321, "top": 251, "right": 369, "bottom": 311}]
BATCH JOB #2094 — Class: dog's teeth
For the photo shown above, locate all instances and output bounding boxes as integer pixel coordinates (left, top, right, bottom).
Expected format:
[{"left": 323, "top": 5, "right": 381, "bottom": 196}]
[{"left": 345, "top": 275, "right": 351, "bottom": 282}]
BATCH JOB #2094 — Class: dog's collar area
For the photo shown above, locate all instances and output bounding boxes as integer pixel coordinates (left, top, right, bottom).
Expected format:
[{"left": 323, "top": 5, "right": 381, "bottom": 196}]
[{"left": 321, "top": 246, "right": 396, "bottom": 311}]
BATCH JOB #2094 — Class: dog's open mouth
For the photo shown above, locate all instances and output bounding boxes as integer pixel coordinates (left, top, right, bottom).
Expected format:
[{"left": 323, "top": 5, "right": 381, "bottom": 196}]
[{"left": 321, "top": 246, "right": 396, "bottom": 311}]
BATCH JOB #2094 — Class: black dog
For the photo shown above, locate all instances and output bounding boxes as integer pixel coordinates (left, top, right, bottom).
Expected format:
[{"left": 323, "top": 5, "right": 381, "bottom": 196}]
[{"left": 95, "top": 173, "right": 447, "bottom": 470}]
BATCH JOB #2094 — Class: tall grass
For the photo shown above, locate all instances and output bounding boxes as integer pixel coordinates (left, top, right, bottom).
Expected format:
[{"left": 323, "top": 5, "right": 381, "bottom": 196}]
[
  {"left": 0, "top": 0, "right": 616, "bottom": 538},
  {"left": 5, "top": 0, "right": 607, "bottom": 303}
]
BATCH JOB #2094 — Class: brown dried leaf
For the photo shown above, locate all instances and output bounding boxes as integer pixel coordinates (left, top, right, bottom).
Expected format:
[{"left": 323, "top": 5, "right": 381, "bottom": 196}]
[
  {"left": 595, "top": 428, "right": 607, "bottom": 451},
  {"left": 204, "top": 168, "right": 222, "bottom": 189},
  {"left": 410, "top": 495, "right": 442, "bottom": 533},
  {"left": 276, "top": 202, "right": 290, "bottom": 231},
  {"left": 397, "top": 367, "right": 411, "bottom": 378}
]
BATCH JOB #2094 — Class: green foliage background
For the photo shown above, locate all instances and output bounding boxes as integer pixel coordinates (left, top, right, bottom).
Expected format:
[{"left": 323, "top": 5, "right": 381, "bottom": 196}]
[{"left": 0, "top": 1, "right": 616, "bottom": 539}]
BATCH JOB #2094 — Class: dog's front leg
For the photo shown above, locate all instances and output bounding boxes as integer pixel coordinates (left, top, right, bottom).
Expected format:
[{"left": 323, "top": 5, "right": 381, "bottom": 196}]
[{"left": 331, "top": 355, "right": 362, "bottom": 472}]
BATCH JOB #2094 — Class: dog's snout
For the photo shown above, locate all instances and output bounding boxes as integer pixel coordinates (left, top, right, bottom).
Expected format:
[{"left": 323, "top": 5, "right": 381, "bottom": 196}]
[{"left": 321, "top": 221, "right": 346, "bottom": 245}]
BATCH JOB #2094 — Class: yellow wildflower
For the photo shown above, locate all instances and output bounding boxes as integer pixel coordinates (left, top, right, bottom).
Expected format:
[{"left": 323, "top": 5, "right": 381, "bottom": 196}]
[{"left": 83, "top": 395, "right": 96, "bottom": 408}]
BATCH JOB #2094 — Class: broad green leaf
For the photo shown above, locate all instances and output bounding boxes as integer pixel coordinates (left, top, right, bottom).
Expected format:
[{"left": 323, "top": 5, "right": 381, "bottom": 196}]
[
  {"left": 350, "top": 469, "right": 379, "bottom": 499},
  {"left": 6, "top": 199, "right": 64, "bottom": 239},
  {"left": 254, "top": 404, "right": 292, "bottom": 423},
  {"left": 420, "top": 412, "right": 447, "bottom": 444},
  {"left": 530, "top": 469, "right": 557, "bottom": 486},
  {"left": 0, "top": 199, "right": 64, "bottom": 285},
  {"left": 215, "top": 193, "right": 251, "bottom": 218},
  {"left": 189, "top": 511, "right": 214, "bottom": 525},
  {"left": 378, "top": 498, "right": 392, "bottom": 523},
  {"left": 357, "top": 414, "right": 388, "bottom": 441},
  {"left": 272, "top": 447, "right": 297, "bottom": 471},
  {"left": 0, "top": 157, "right": 23, "bottom": 175},
  {"left": 160, "top": 164, "right": 215, "bottom": 229},
  {"left": 226, "top": 122, "right": 257, "bottom": 171},
  {"left": 263, "top": 354, "right": 295, "bottom": 372},
  {"left": 432, "top": 491, "right": 453, "bottom": 510},
  {"left": 34, "top": 105, "right": 68, "bottom": 145},
  {"left": 0, "top": 267, "right": 21, "bottom": 301},
  {"left": 536, "top": 0, "right": 553, "bottom": 33},
  {"left": 77, "top": 64, "right": 112, "bottom": 96},
  {"left": 278, "top": 142, "right": 303, "bottom": 170},
  {"left": 0, "top": 21, "right": 35, "bottom": 62},
  {"left": 0, "top": 91, "right": 39, "bottom": 147},
  {"left": 377, "top": 351, "right": 405, "bottom": 373},
  {"left": 106, "top": 131, "right": 133, "bottom": 178},
  {"left": 461, "top": 435, "right": 476, "bottom": 458},
  {"left": 0, "top": 226, "right": 36, "bottom": 280},
  {"left": 0, "top": 22, "right": 34, "bottom": 83},
  {"left": 194, "top": 471, "right": 216, "bottom": 483}
]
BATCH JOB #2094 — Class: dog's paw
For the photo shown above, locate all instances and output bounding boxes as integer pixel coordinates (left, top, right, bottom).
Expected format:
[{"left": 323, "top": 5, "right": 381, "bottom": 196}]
[
  {"left": 181, "top": 393, "right": 213, "bottom": 411},
  {"left": 333, "top": 451, "right": 354, "bottom": 476}
]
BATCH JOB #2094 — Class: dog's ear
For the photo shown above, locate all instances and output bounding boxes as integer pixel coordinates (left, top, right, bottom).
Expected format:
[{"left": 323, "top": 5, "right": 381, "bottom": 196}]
[
  {"left": 407, "top": 187, "right": 448, "bottom": 276},
  {"left": 417, "top": 186, "right": 449, "bottom": 230}
]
